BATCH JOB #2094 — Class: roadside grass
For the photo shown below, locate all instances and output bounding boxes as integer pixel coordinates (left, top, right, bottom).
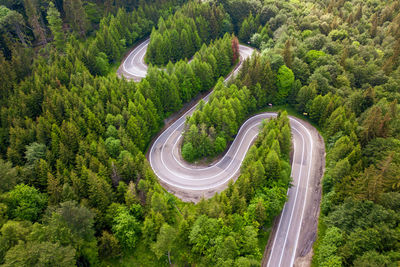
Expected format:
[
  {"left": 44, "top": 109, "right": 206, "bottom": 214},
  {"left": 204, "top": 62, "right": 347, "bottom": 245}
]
[{"left": 258, "top": 227, "right": 271, "bottom": 260}]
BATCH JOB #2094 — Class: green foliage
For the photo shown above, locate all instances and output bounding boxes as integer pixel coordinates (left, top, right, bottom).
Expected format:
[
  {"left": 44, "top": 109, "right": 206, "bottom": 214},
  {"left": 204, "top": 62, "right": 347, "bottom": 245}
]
[
  {"left": 46, "top": 2, "right": 64, "bottom": 51},
  {"left": 3, "top": 241, "right": 76, "bottom": 267},
  {"left": 296, "top": 81, "right": 317, "bottom": 112},
  {"left": 276, "top": 65, "right": 295, "bottom": 102},
  {"left": 146, "top": 1, "right": 231, "bottom": 65},
  {"left": 112, "top": 206, "right": 141, "bottom": 250},
  {"left": 151, "top": 223, "right": 176, "bottom": 260},
  {"left": 98, "top": 231, "right": 121, "bottom": 259},
  {"left": 353, "top": 250, "right": 398, "bottom": 267},
  {"left": 105, "top": 137, "right": 121, "bottom": 158},
  {"left": 24, "top": 142, "right": 46, "bottom": 165},
  {"left": 94, "top": 52, "right": 109, "bottom": 76},
  {"left": 63, "top": 0, "right": 89, "bottom": 37},
  {"left": 0, "top": 220, "right": 32, "bottom": 263},
  {"left": 189, "top": 215, "right": 221, "bottom": 256},
  {"left": 238, "top": 12, "right": 260, "bottom": 43},
  {"left": 182, "top": 142, "right": 195, "bottom": 162},
  {"left": 315, "top": 227, "right": 343, "bottom": 266},
  {"left": 0, "top": 6, "right": 27, "bottom": 48},
  {"left": 5, "top": 184, "right": 47, "bottom": 222},
  {"left": 214, "top": 136, "right": 227, "bottom": 154},
  {"left": 182, "top": 78, "right": 256, "bottom": 161},
  {"left": 31, "top": 201, "right": 97, "bottom": 265},
  {"left": 0, "top": 160, "right": 19, "bottom": 194},
  {"left": 305, "top": 50, "right": 326, "bottom": 64},
  {"left": 328, "top": 29, "right": 348, "bottom": 41}
]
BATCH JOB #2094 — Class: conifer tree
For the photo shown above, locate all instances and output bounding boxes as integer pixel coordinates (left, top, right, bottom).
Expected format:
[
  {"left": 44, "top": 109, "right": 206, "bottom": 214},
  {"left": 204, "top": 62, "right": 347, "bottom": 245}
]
[
  {"left": 47, "top": 2, "right": 64, "bottom": 50},
  {"left": 283, "top": 39, "right": 292, "bottom": 69}
]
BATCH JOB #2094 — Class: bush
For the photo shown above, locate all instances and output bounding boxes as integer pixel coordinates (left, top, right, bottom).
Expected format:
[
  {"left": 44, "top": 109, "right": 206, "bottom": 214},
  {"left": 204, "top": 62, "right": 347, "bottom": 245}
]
[
  {"left": 214, "top": 136, "right": 227, "bottom": 155},
  {"left": 182, "top": 142, "right": 196, "bottom": 162},
  {"left": 305, "top": 50, "right": 326, "bottom": 64}
]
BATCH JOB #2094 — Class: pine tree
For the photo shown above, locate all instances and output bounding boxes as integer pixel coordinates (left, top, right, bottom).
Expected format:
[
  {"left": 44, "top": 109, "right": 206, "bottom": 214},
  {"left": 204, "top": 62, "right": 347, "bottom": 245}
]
[
  {"left": 239, "top": 19, "right": 250, "bottom": 42},
  {"left": 180, "top": 28, "right": 192, "bottom": 59},
  {"left": 47, "top": 2, "right": 65, "bottom": 51},
  {"left": 370, "top": 13, "right": 378, "bottom": 38},
  {"left": 283, "top": 39, "right": 293, "bottom": 68},
  {"left": 152, "top": 224, "right": 176, "bottom": 264},
  {"left": 383, "top": 38, "right": 400, "bottom": 74},
  {"left": 169, "top": 29, "right": 181, "bottom": 62},
  {"left": 354, "top": 5, "right": 363, "bottom": 21},
  {"left": 296, "top": 81, "right": 317, "bottom": 112},
  {"left": 231, "top": 36, "right": 239, "bottom": 64},
  {"left": 0, "top": 53, "right": 16, "bottom": 99}
]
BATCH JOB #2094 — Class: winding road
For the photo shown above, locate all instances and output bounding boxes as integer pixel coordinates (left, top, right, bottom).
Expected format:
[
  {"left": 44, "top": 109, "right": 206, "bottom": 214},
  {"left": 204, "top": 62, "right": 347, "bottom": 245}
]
[{"left": 118, "top": 39, "right": 324, "bottom": 267}]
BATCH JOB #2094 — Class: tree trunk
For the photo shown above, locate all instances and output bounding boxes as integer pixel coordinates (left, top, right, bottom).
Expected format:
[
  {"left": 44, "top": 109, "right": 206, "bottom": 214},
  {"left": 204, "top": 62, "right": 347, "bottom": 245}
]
[
  {"left": 168, "top": 250, "right": 171, "bottom": 266},
  {"left": 14, "top": 24, "right": 27, "bottom": 47}
]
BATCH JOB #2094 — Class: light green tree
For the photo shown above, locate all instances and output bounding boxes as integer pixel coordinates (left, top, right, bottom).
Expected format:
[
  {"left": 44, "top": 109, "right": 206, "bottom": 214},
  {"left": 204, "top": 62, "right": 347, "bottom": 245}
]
[{"left": 152, "top": 223, "right": 177, "bottom": 265}]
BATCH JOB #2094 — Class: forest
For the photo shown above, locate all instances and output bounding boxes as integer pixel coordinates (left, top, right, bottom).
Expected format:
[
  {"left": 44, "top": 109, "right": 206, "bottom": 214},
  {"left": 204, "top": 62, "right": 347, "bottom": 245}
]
[
  {"left": 145, "top": 1, "right": 231, "bottom": 65},
  {"left": 0, "top": 0, "right": 400, "bottom": 266},
  {"left": 181, "top": 53, "right": 293, "bottom": 161}
]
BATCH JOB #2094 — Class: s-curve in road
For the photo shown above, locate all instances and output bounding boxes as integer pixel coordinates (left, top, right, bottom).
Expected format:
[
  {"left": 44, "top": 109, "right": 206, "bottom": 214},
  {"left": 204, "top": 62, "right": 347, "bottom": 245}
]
[
  {"left": 149, "top": 110, "right": 323, "bottom": 267},
  {"left": 149, "top": 110, "right": 324, "bottom": 266},
  {"left": 118, "top": 37, "right": 325, "bottom": 266}
]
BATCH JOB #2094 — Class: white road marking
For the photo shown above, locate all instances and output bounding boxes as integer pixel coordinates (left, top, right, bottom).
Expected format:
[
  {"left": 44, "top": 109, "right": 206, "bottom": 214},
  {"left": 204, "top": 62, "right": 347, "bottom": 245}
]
[
  {"left": 122, "top": 39, "right": 149, "bottom": 77},
  {"left": 150, "top": 116, "right": 307, "bottom": 190},
  {"left": 267, "top": 138, "right": 296, "bottom": 267},
  {"left": 163, "top": 121, "right": 261, "bottom": 180},
  {"left": 277, "top": 126, "right": 305, "bottom": 267},
  {"left": 170, "top": 114, "right": 272, "bottom": 172}
]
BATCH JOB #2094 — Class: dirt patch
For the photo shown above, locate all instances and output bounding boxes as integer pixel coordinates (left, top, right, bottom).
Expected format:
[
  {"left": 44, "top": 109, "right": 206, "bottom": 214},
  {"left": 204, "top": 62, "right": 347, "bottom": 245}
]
[{"left": 294, "top": 249, "right": 314, "bottom": 267}]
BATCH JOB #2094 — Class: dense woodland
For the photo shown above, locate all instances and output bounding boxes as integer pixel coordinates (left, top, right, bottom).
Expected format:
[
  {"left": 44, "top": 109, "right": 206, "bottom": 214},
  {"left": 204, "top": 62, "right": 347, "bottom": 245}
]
[
  {"left": 146, "top": 1, "right": 232, "bottom": 65},
  {"left": 182, "top": 53, "right": 294, "bottom": 161},
  {"left": 0, "top": 0, "right": 400, "bottom": 266}
]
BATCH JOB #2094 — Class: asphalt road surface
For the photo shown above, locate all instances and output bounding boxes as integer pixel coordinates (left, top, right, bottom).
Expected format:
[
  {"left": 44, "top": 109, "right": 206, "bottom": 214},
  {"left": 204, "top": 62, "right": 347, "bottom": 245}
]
[
  {"left": 119, "top": 38, "right": 150, "bottom": 81},
  {"left": 119, "top": 39, "right": 324, "bottom": 267}
]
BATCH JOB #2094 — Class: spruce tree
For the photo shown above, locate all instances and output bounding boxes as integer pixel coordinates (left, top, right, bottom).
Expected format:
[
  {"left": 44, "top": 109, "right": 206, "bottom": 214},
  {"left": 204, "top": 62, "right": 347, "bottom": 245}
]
[{"left": 47, "top": 2, "right": 65, "bottom": 50}]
